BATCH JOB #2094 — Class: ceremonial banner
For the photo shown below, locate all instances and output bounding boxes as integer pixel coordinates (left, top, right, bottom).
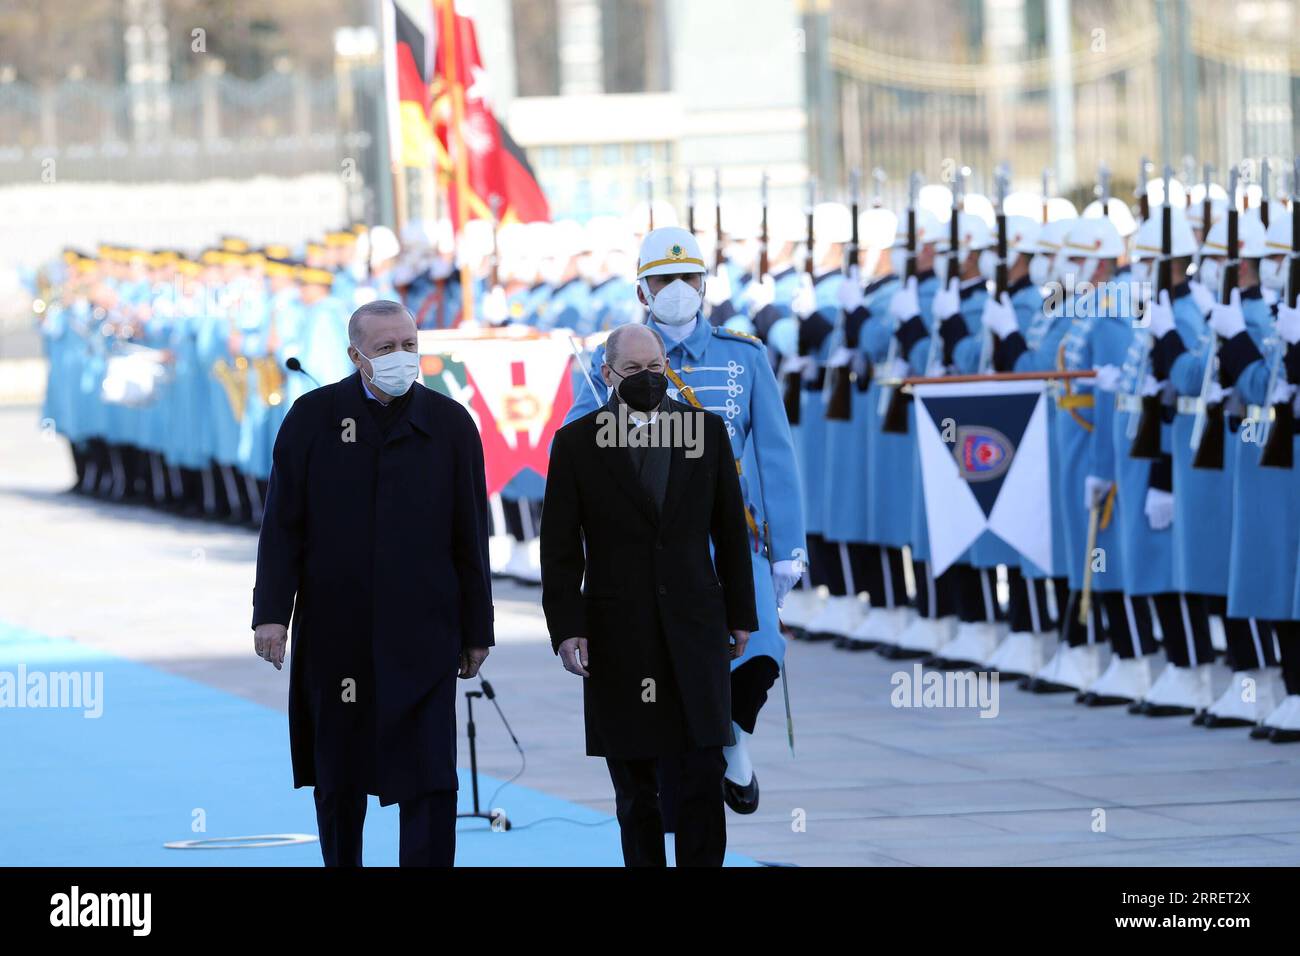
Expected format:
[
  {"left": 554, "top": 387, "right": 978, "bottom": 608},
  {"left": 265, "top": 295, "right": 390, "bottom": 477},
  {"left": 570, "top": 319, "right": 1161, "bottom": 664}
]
[
  {"left": 419, "top": 332, "right": 575, "bottom": 496},
  {"left": 913, "top": 379, "right": 1053, "bottom": 576}
]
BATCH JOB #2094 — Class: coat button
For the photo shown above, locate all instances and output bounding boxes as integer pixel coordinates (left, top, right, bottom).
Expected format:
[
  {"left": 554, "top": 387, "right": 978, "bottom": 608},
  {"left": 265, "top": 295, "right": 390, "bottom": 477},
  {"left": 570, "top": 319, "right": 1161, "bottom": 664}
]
[
  {"left": 658, "top": 585, "right": 667, "bottom": 595},
  {"left": 655, "top": 543, "right": 663, "bottom": 551}
]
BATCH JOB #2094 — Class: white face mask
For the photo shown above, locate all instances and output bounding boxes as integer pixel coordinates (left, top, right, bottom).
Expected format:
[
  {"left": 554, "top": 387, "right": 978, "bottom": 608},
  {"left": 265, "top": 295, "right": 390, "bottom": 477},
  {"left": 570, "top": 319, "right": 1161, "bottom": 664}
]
[
  {"left": 641, "top": 277, "right": 702, "bottom": 325},
  {"left": 977, "top": 249, "right": 999, "bottom": 283},
  {"left": 1029, "top": 254, "right": 1052, "bottom": 287},
  {"left": 358, "top": 347, "right": 420, "bottom": 396},
  {"left": 1260, "top": 257, "right": 1286, "bottom": 291},
  {"left": 1058, "top": 257, "right": 1097, "bottom": 295},
  {"left": 1197, "top": 257, "right": 1221, "bottom": 295},
  {"left": 889, "top": 247, "right": 907, "bottom": 276}
]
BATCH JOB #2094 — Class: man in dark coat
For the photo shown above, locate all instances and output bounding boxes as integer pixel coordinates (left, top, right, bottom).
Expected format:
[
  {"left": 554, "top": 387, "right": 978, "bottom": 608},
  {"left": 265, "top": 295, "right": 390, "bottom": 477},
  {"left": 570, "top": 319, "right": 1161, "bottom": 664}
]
[
  {"left": 540, "top": 323, "right": 758, "bottom": 867},
  {"left": 251, "top": 299, "right": 494, "bottom": 867}
]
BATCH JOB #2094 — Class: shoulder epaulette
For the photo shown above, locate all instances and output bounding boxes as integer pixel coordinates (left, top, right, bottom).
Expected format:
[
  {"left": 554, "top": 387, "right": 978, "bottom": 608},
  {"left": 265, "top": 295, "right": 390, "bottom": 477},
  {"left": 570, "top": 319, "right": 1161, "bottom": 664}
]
[{"left": 714, "top": 326, "right": 764, "bottom": 346}]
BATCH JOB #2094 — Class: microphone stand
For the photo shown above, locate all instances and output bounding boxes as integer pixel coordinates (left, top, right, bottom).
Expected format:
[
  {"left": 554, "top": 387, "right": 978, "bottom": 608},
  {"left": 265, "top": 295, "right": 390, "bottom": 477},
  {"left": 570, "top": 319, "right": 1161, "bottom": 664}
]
[{"left": 456, "top": 687, "right": 512, "bottom": 830}]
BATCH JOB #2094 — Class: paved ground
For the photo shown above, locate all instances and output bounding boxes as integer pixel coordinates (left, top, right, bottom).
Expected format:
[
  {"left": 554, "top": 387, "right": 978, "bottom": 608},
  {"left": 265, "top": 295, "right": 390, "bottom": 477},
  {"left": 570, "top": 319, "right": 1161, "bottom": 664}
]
[{"left": 3, "top": 402, "right": 1300, "bottom": 865}]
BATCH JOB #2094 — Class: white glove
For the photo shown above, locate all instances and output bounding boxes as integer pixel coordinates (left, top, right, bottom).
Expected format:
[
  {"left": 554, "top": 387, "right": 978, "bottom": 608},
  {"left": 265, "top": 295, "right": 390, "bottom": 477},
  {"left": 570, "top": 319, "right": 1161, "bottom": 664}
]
[
  {"left": 1270, "top": 380, "right": 1297, "bottom": 405},
  {"left": 1208, "top": 288, "right": 1245, "bottom": 339},
  {"left": 792, "top": 273, "right": 817, "bottom": 319},
  {"left": 777, "top": 354, "right": 812, "bottom": 379},
  {"left": 1083, "top": 475, "right": 1113, "bottom": 511},
  {"left": 705, "top": 267, "right": 733, "bottom": 307},
  {"left": 931, "top": 277, "right": 961, "bottom": 321},
  {"left": 1204, "top": 380, "right": 1226, "bottom": 405},
  {"left": 482, "top": 286, "right": 508, "bottom": 325},
  {"left": 1140, "top": 373, "right": 1162, "bottom": 397},
  {"left": 1147, "top": 289, "right": 1175, "bottom": 338},
  {"left": 1144, "top": 488, "right": 1174, "bottom": 531},
  {"left": 1092, "top": 363, "right": 1123, "bottom": 392},
  {"left": 886, "top": 357, "right": 911, "bottom": 381},
  {"left": 771, "top": 559, "right": 803, "bottom": 610},
  {"left": 888, "top": 276, "right": 921, "bottom": 322},
  {"left": 980, "top": 292, "right": 1018, "bottom": 339},
  {"left": 837, "top": 266, "right": 865, "bottom": 313},
  {"left": 741, "top": 273, "right": 776, "bottom": 312},
  {"left": 828, "top": 346, "right": 855, "bottom": 368},
  {"left": 1189, "top": 278, "right": 1217, "bottom": 316},
  {"left": 1276, "top": 302, "right": 1300, "bottom": 345}
]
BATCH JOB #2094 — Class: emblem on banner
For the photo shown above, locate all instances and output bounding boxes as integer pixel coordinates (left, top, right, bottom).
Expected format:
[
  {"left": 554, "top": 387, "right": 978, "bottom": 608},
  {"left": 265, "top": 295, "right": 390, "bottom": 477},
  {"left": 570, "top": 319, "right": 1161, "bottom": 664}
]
[
  {"left": 500, "top": 384, "right": 551, "bottom": 433},
  {"left": 954, "top": 425, "right": 1013, "bottom": 482}
]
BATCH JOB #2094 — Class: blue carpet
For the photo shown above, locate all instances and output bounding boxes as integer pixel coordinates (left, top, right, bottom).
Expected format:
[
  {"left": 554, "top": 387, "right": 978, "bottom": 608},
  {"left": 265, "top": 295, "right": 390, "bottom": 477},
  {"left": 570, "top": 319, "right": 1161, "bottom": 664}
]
[{"left": 0, "top": 622, "right": 757, "bottom": 866}]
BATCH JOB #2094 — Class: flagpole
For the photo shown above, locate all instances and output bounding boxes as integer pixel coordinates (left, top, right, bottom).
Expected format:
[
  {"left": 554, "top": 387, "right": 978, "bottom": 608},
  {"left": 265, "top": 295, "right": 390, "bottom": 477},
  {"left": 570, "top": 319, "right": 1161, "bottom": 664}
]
[{"left": 441, "top": 0, "right": 476, "bottom": 327}]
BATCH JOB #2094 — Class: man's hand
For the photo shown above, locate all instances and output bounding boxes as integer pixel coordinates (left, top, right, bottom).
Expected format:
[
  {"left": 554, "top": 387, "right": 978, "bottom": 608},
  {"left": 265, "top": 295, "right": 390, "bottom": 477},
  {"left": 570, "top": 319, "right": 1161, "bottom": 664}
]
[
  {"left": 558, "top": 637, "right": 590, "bottom": 677},
  {"left": 254, "top": 623, "right": 288, "bottom": 671},
  {"left": 459, "top": 646, "right": 490, "bottom": 679},
  {"left": 729, "top": 630, "right": 750, "bottom": 660}
]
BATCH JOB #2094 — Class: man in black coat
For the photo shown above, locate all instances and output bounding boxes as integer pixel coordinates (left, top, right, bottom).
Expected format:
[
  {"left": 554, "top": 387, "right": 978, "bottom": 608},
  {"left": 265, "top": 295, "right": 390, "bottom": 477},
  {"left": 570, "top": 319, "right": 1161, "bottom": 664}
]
[
  {"left": 541, "top": 323, "right": 758, "bottom": 867},
  {"left": 251, "top": 299, "right": 494, "bottom": 867}
]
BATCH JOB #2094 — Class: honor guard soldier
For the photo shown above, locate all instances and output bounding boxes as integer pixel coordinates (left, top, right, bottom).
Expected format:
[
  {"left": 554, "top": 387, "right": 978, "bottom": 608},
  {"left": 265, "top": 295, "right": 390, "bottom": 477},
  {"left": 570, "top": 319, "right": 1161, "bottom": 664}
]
[{"left": 1139, "top": 205, "right": 1261, "bottom": 714}]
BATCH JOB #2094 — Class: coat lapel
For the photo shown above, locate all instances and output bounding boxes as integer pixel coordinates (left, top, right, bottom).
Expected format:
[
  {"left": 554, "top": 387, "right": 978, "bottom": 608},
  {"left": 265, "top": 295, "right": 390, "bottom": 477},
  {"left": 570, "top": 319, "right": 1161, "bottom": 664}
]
[{"left": 658, "top": 401, "right": 702, "bottom": 529}]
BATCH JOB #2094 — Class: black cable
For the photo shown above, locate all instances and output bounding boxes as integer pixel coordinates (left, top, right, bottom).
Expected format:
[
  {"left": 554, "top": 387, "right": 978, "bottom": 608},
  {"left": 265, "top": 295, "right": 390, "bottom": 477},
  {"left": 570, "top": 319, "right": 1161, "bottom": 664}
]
[{"left": 471, "top": 678, "right": 617, "bottom": 833}]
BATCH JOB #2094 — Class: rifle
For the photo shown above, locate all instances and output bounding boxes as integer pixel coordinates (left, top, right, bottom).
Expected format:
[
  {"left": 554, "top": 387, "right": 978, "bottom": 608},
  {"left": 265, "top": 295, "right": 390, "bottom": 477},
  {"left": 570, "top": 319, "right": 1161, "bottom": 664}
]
[
  {"left": 758, "top": 170, "right": 770, "bottom": 280},
  {"left": 880, "top": 171, "right": 921, "bottom": 434},
  {"left": 687, "top": 168, "right": 696, "bottom": 235},
  {"left": 782, "top": 177, "right": 817, "bottom": 424},
  {"left": 977, "top": 163, "right": 1009, "bottom": 374},
  {"left": 927, "top": 165, "right": 963, "bottom": 374},
  {"left": 826, "top": 167, "right": 861, "bottom": 420},
  {"left": 1041, "top": 168, "right": 1051, "bottom": 225},
  {"left": 1137, "top": 155, "right": 1151, "bottom": 223},
  {"left": 1191, "top": 166, "right": 1238, "bottom": 470},
  {"left": 1129, "top": 164, "right": 1174, "bottom": 458},
  {"left": 645, "top": 167, "right": 655, "bottom": 230},
  {"left": 1259, "top": 155, "right": 1299, "bottom": 468},
  {"left": 1261, "top": 157, "right": 1271, "bottom": 228},
  {"left": 713, "top": 167, "right": 725, "bottom": 274},
  {"left": 1201, "top": 163, "right": 1214, "bottom": 238}
]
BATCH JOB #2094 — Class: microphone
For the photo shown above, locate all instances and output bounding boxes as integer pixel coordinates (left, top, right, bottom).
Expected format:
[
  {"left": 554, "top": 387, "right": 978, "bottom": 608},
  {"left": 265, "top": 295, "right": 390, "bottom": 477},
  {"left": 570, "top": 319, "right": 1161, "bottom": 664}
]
[{"left": 284, "top": 356, "right": 321, "bottom": 387}]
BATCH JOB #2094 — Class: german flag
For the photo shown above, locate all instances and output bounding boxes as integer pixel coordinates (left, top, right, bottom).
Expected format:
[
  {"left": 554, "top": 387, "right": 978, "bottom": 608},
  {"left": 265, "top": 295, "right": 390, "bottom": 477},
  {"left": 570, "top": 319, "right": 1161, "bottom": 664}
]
[{"left": 382, "top": 0, "right": 435, "bottom": 169}]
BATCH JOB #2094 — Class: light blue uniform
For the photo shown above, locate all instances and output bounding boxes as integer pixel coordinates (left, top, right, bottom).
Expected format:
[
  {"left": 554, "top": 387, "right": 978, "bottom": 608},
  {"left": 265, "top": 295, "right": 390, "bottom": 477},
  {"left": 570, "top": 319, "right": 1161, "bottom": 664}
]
[
  {"left": 1103, "top": 290, "right": 1175, "bottom": 595},
  {"left": 1162, "top": 285, "right": 1233, "bottom": 595},
  {"left": 1054, "top": 284, "right": 1128, "bottom": 592},
  {"left": 822, "top": 273, "right": 896, "bottom": 544},
  {"left": 1219, "top": 290, "right": 1299, "bottom": 620},
  {"left": 565, "top": 315, "right": 806, "bottom": 671}
]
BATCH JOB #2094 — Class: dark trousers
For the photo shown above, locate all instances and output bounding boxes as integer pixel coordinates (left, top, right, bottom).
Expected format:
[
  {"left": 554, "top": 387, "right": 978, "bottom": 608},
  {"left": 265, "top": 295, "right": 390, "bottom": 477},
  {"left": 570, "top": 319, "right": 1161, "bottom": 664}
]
[
  {"left": 606, "top": 746, "right": 726, "bottom": 867},
  {"left": 313, "top": 788, "right": 457, "bottom": 867}
]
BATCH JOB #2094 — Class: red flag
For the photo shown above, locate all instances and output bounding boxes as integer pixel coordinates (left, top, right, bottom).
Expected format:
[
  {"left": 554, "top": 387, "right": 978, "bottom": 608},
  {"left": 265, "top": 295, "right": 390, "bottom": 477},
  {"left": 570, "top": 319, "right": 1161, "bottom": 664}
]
[{"left": 430, "top": 0, "right": 549, "bottom": 228}]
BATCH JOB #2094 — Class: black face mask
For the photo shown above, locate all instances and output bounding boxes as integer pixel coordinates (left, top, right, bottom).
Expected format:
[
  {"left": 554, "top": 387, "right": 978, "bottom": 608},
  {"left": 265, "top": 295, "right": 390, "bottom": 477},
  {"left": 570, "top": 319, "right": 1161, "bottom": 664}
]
[{"left": 614, "top": 368, "right": 668, "bottom": 412}]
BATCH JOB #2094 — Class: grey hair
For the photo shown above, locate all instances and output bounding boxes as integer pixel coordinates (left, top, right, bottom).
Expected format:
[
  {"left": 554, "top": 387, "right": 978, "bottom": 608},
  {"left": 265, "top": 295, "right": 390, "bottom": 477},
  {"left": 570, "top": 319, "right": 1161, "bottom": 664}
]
[
  {"left": 348, "top": 299, "right": 415, "bottom": 346},
  {"left": 604, "top": 322, "right": 664, "bottom": 369}
]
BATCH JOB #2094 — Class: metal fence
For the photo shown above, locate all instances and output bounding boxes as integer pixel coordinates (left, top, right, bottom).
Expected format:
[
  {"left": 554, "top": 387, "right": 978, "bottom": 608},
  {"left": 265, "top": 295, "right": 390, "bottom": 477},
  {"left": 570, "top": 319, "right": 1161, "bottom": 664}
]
[{"left": 827, "top": 1, "right": 1300, "bottom": 207}]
